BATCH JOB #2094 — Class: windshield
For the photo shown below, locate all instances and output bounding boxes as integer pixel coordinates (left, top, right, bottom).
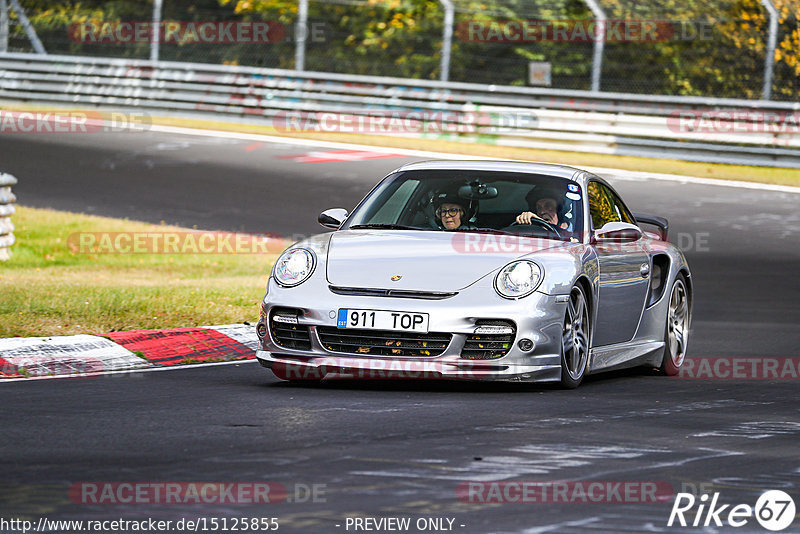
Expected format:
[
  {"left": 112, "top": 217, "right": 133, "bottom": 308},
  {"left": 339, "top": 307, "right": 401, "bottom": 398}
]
[{"left": 344, "top": 170, "right": 584, "bottom": 241}]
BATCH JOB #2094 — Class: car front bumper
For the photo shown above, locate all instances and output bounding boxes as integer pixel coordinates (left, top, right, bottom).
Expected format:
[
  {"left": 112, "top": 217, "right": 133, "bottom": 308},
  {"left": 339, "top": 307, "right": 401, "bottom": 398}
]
[{"left": 256, "top": 277, "right": 568, "bottom": 382}]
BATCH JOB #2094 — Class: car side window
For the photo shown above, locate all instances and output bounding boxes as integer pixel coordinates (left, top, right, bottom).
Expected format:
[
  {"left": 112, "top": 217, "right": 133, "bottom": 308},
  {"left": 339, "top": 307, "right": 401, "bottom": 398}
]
[
  {"left": 588, "top": 181, "right": 634, "bottom": 229},
  {"left": 611, "top": 191, "right": 635, "bottom": 225}
]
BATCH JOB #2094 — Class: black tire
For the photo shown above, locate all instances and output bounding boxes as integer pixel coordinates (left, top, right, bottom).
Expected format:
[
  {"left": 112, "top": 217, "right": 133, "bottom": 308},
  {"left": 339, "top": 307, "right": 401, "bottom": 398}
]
[
  {"left": 659, "top": 274, "right": 691, "bottom": 376},
  {"left": 560, "top": 284, "right": 590, "bottom": 389}
]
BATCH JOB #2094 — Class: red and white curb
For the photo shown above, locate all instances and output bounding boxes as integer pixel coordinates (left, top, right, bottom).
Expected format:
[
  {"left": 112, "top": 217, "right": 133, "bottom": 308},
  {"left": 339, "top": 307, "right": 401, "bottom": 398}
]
[{"left": 0, "top": 324, "right": 258, "bottom": 380}]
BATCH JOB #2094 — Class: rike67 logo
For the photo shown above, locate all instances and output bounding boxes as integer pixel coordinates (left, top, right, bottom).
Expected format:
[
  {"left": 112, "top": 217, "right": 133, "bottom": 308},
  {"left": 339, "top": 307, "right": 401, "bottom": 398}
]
[{"left": 668, "top": 490, "right": 796, "bottom": 531}]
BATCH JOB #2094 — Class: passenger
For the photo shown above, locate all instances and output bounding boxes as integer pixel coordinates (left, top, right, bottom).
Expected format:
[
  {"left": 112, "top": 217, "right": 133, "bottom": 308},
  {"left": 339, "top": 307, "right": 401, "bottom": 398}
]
[
  {"left": 515, "top": 188, "right": 570, "bottom": 230},
  {"left": 434, "top": 192, "right": 475, "bottom": 230}
]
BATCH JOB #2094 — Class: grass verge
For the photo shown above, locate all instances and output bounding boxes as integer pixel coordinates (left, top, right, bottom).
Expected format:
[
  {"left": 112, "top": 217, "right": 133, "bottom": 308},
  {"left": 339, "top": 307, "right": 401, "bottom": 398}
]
[{"left": 0, "top": 206, "right": 281, "bottom": 338}]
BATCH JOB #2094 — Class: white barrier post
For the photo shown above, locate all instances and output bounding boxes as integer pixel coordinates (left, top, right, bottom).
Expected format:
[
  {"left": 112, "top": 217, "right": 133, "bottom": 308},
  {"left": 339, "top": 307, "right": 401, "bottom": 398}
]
[{"left": 0, "top": 172, "right": 17, "bottom": 261}]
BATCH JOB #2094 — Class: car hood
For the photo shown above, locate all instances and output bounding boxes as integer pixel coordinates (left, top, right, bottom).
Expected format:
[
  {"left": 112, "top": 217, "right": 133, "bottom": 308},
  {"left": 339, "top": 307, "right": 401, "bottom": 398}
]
[{"left": 325, "top": 230, "right": 563, "bottom": 292}]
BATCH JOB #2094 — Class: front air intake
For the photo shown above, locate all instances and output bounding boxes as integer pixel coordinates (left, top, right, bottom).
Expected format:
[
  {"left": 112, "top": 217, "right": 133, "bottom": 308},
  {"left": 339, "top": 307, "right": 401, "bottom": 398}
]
[
  {"left": 269, "top": 308, "right": 311, "bottom": 350},
  {"left": 461, "top": 320, "right": 516, "bottom": 360}
]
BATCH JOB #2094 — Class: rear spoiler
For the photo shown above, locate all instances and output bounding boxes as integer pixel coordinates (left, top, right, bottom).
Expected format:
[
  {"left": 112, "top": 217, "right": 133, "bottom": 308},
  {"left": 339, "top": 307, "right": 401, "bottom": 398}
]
[{"left": 633, "top": 213, "right": 669, "bottom": 241}]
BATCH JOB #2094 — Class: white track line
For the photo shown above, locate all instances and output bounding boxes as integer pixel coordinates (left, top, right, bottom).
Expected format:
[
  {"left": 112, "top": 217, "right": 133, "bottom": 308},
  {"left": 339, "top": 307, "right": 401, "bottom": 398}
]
[{"left": 148, "top": 124, "right": 800, "bottom": 195}]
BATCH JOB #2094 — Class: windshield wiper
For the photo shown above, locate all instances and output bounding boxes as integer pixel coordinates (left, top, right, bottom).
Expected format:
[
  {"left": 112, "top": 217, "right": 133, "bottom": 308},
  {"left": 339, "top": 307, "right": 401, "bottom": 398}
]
[{"left": 349, "top": 223, "right": 429, "bottom": 231}]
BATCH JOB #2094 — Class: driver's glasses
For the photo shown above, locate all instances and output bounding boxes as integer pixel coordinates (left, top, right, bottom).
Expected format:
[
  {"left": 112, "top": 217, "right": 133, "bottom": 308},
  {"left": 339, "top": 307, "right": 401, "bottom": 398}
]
[{"left": 436, "top": 208, "right": 463, "bottom": 218}]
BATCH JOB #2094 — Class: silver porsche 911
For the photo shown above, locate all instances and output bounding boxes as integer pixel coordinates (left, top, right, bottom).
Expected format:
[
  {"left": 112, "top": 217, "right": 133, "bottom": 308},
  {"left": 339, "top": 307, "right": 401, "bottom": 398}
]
[{"left": 255, "top": 160, "right": 692, "bottom": 388}]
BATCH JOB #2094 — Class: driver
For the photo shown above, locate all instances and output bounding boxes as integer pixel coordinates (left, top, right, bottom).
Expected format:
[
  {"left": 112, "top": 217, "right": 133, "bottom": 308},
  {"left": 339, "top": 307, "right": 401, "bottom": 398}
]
[{"left": 515, "top": 188, "right": 570, "bottom": 230}]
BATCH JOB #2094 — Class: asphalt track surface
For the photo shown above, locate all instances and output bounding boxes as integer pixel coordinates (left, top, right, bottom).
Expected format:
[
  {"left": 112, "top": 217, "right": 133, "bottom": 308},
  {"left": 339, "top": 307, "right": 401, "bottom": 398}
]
[{"left": 1, "top": 130, "right": 800, "bottom": 533}]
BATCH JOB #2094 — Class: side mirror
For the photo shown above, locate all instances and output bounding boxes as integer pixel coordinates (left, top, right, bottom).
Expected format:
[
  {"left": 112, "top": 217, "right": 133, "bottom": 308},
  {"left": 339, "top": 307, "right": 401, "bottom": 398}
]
[
  {"left": 318, "top": 208, "right": 348, "bottom": 229},
  {"left": 593, "top": 222, "right": 643, "bottom": 243},
  {"left": 633, "top": 212, "right": 669, "bottom": 241}
]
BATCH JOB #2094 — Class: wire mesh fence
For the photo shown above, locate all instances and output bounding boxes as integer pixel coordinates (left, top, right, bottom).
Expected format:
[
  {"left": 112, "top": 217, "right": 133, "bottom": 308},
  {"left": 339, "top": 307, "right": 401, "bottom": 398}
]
[{"left": 4, "top": 0, "right": 799, "bottom": 101}]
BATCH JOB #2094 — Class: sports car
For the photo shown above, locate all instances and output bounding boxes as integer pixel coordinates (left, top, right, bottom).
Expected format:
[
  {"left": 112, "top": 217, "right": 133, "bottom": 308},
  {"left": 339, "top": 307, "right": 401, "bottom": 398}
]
[{"left": 255, "top": 160, "right": 692, "bottom": 388}]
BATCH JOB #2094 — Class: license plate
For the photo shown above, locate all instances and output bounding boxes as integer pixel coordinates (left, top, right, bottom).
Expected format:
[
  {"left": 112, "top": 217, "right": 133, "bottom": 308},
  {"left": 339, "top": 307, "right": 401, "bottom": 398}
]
[{"left": 337, "top": 309, "right": 429, "bottom": 333}]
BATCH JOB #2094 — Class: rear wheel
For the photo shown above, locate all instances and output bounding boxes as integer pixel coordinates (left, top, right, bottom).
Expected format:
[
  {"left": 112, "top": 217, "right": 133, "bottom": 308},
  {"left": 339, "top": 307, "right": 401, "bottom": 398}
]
[
  {"left": 560, "top": 284, "right": 590, "bottom": 389},
  {"left": 659, "top": 275, "right": 690, "bottom": 376}
]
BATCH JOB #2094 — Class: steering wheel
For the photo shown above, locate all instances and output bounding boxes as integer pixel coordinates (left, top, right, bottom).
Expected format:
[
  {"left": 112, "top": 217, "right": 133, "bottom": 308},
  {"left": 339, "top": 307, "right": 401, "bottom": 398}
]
[{"left": 509, "top": 217, "right": 563, "bottom": 237}]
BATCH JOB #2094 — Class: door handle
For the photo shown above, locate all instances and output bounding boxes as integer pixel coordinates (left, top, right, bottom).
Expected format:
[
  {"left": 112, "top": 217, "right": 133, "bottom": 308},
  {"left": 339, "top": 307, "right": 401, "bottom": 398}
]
[{"left": 640, "top": 262, "right": 650, "bottom": 278}]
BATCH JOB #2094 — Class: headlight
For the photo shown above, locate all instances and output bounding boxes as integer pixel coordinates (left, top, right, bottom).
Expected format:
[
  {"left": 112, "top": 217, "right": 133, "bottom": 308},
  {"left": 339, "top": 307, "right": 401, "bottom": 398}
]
[
  {"left": 274, "top": 248, "right": 316, "bottom": 287},
  {"left": 494, "top": 260, "right": 542, "bottom": 299}
]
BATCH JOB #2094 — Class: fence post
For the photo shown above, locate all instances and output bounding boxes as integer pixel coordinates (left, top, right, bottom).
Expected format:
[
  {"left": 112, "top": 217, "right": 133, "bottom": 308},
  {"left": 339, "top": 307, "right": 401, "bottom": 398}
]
[
  {"left": 7, "top": 0, "right": 45, "bottom": 54},
  {"left": 295, "top": 0, "right": 308, "bottom": 71},
  {"left": 583, "top": 0, "right": 606, "bottom": 92},
  {"left": 439, "top": 0, "right": 454, "bottom": 82},
  {"left": 0, "top": 172, "right": 17, "bottom": 261},
  {"left": 150, "top": 0, "right": 163, "bottom": 62},
  {"left": 760, "top": 0, "right": 778, "bottom": 100},
  {"left": 0, "top": 0, "right": 8, "bottom": 53}
]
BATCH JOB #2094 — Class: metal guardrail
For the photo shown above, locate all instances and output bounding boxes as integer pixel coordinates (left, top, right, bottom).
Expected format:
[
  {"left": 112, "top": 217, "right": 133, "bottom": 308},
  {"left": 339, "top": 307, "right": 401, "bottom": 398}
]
[
  {"left": 1, "top": 52, "right": 800, "bottom": 168},
  {"left": 0, "top": 172, "right": 17, "bottom": 261}
]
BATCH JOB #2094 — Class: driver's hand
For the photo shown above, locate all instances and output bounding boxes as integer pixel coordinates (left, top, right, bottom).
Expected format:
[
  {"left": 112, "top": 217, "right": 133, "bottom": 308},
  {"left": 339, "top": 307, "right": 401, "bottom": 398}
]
[{"left": 515, "top": 211, "right": 542, "bottom": 224}]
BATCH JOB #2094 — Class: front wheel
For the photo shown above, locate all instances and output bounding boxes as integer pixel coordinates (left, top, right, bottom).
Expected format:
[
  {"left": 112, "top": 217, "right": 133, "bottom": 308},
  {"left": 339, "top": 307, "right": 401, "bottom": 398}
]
[
  {"left": 560, "top": 284, "right": 590, "bottom": 389},
  {"left": 659, "top": 275, "right": 690, "bottom": 376}
]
